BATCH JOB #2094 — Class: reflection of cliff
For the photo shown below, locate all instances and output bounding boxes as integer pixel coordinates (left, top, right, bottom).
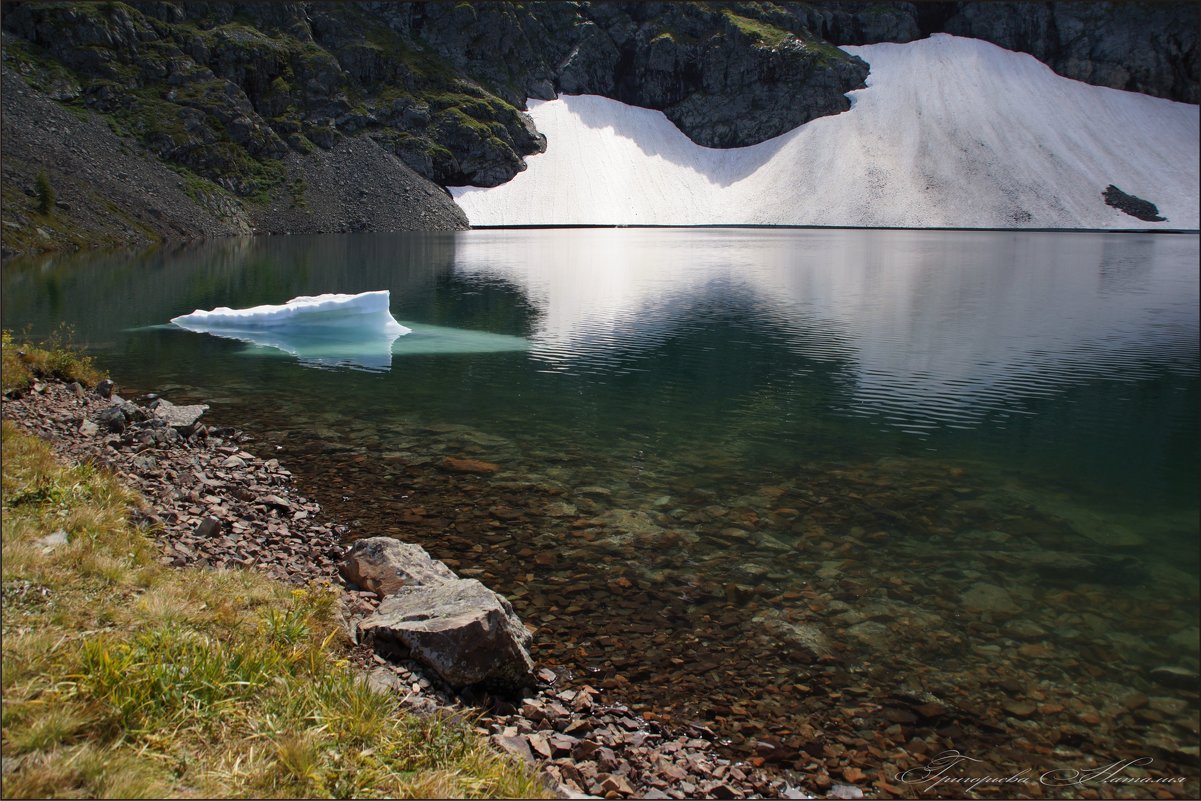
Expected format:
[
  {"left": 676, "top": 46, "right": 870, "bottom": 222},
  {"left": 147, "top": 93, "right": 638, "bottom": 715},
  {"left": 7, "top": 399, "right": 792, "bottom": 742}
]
[
  {"left": 0, "top": 233, "right": 458, "bottom": 338},
  {"left": 454, "top": 228, "right": 1200, "bottom": 429}
]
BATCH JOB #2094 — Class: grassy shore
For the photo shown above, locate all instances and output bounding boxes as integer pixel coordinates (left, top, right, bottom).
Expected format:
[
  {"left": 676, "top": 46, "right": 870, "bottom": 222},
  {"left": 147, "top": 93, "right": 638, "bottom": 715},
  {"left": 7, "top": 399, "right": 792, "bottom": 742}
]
[{"left": 1, "top": 337, "right": 549, "bottom": 798}]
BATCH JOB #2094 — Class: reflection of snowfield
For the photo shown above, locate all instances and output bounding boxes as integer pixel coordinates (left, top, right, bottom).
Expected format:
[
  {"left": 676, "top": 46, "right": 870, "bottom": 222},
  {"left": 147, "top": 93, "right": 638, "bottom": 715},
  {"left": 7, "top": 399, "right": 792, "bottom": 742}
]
[
  {"left": 453, "top": 35, "right": 1199, "bottom": 229},
  {"left": 454, "top": 229, "right": 1199, "bottom": 429}
]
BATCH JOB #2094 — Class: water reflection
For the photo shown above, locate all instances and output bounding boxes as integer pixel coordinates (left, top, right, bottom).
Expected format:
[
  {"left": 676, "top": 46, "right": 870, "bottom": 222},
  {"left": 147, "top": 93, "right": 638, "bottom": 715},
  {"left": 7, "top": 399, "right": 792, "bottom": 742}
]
[
  {"left": 2, "top": 229, "right": 1197, "bottom": 793},
  {"left": 455, "top": 229, "right": 1198, "bottom": 432}
]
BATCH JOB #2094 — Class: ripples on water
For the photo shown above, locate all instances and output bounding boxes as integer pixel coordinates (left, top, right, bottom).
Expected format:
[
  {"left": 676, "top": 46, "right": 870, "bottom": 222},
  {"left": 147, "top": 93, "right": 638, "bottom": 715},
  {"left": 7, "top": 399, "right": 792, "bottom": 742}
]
[{"left": 3, "top": 229, "right": 1198, "bottom": 795}]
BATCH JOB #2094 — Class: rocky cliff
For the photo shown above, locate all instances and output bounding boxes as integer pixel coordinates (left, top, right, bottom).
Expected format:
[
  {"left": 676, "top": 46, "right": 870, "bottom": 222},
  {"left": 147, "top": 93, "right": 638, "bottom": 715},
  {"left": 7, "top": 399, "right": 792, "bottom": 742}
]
[{"left": 1, "top": 1, "right": 1196, "bottom": 257}]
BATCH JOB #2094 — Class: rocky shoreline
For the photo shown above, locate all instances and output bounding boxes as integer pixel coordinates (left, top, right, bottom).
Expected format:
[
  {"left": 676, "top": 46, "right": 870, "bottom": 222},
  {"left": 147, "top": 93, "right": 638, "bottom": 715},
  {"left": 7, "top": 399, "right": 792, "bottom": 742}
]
[{"left": 2, "top": 377, "right": 826, "bottom": 800}]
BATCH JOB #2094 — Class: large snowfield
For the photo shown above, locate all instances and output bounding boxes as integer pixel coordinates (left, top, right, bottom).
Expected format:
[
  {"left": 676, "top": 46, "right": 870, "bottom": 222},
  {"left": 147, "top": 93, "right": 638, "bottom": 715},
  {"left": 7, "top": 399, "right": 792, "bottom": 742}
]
[{"left": 451, "top": 35, "right": 1200, "bottom": 229}]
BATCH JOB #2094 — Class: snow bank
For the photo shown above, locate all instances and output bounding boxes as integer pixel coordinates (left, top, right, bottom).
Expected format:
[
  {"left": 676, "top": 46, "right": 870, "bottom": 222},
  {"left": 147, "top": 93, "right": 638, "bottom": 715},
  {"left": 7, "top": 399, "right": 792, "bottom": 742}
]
[
  {"left": 171, "top": 291, "right": 410, "bottom": 335},
  {"left": 451, "top": 35, "right": 1199, "bottom": 229}
]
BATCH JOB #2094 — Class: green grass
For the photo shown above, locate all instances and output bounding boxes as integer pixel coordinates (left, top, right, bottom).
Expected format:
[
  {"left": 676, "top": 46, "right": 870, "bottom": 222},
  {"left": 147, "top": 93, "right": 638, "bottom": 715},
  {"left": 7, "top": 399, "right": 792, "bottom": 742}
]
[
  {"left": 721, "top": 10, "right": 793, "bottom": 48},
  {"left": 2, "top": 329, "right": 105, "bottom": 395},
  {"left": 0, "top": 420, "right": 551, "bottom": 799}
]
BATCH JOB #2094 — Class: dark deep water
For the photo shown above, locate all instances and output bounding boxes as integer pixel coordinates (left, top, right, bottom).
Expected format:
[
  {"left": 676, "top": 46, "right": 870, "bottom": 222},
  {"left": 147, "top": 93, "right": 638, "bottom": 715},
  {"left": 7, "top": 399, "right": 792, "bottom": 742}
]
[{"left": 4, "top": 228, "right": 1198, "bottom": 795}]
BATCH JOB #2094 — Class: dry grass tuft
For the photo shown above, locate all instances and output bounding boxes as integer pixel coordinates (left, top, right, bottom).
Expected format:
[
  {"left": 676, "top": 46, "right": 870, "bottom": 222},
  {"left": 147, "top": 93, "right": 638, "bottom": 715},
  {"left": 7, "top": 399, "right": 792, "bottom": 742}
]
[
  {"left": 1, "top": 421, "right": 551, "bottom": 799},
  {"left": 2, "top": 327, "right": 105, "bottom": 393}
]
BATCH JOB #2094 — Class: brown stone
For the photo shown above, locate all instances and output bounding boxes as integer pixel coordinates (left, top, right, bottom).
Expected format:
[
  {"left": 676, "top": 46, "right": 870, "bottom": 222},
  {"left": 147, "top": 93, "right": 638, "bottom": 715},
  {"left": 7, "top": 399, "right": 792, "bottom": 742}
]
[
  {"left": 527, "top": 732, "right": 553, "bottom": 760},
  {"left": 599, "top": 774, "right": 635, "bottom": 796},
  {"left": 492, "top": 734, "right": 535, "bottom": 765},
  {"left": 441, "top": 456, "right": 499, "bottom": 474},
  {"left": 1005, "top": 701, "right": 1037, "bottom": 718}
]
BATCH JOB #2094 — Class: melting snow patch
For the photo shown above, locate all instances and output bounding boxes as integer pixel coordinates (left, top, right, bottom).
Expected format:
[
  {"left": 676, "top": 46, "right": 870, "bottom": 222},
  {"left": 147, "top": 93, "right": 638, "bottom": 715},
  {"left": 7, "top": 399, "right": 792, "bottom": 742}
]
[{"left": 452, "top": 35, "right": 1198, "bottom": 229}]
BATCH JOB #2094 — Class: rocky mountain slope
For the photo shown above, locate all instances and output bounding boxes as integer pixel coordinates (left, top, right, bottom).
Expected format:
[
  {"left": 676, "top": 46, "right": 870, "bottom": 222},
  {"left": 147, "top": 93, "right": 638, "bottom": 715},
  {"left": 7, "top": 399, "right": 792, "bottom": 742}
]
[{"left": 1, "top": 1, "right": 1197, "bottom": 256}]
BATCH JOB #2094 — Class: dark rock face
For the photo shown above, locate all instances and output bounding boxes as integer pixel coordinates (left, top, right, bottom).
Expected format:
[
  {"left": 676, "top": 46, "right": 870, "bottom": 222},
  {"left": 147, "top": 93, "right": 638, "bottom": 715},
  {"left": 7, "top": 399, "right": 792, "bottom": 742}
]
[
  {"left": 942, "top": 1, "right": 1199, "bottom": 104},
  {"left": 2, "top": 0, "right": 1195, "bottom": 257},
  {"left": 1103, "top": 184, "right": 1167, "bottom": 222},
  {"left": 788, "top": 2, "right": 924, "bottom": 46},
  {"left": 353, "top": 1, "right": 872, "bottom": 150},
  {"left": 0, "top": 0, "right": 546, "bottom": 194},
  {"left": 551, "top": 3, "right": 871, "bottom": 148}
]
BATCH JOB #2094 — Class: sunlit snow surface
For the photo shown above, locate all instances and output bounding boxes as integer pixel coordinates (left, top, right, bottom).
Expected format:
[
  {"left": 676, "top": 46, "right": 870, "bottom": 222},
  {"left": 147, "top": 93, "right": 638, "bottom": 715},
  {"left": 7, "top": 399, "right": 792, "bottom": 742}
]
[
  {"left": 452, "top": 35, "right": 1200, "bottom": 229},
  {"left": 170, "top": 291, "right": 527, "bottom": 371}
]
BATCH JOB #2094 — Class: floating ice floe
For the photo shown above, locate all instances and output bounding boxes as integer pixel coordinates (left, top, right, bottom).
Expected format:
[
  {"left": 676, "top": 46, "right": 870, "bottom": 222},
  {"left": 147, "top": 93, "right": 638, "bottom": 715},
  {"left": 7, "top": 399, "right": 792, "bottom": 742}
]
[
  {"left": 171, "top": 291, "right": 409, "bottom": 334},
  {"left": 171, "top": 291, "right": 409, "bottom": 371},
  {"left": 170, "top": 291, "right": 526, "bottom": 371}
]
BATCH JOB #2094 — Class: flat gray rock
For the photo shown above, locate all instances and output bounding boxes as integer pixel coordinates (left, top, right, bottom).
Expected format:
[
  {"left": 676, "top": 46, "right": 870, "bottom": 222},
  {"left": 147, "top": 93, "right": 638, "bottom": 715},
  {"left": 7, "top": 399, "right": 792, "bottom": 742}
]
[
  {"left": 340, "top": 536, "right": 457, "bottom": 596},
  {"left": 150, "top": 398, "right": 208, "bottom": 431},
  {"left": 359, "top": 577, "right": 533, "bottom": 690}
]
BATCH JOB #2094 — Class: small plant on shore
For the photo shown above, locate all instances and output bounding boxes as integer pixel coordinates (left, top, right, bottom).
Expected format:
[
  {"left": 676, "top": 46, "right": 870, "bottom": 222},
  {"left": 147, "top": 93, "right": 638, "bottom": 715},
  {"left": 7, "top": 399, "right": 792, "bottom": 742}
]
[
  {"left": 1, "top": 422, "right": 550, "bottom": 799},
  {"left": 1, "top": 327, "right": 105, "bottom": 394},
  {"left": 35, "top": 170, "right": 55, "bottom": 215}
]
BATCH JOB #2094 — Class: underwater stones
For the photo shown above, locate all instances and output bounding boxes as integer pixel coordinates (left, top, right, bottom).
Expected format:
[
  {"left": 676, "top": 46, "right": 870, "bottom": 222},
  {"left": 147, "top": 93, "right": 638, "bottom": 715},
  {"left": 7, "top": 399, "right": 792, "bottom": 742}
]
[
  {"left": 960, "top": 582, "right": 1020, "bottom": 615},
  {"left": 1168, "top": 627, "right": 1200, "bottom": 652},
  {"left": 1149, "top": 665, "right": 1199, "bottom": 690},
  {"left": 359, "top": 577, "right": 533, "bottom": 690},
  {"left": 1003, "top": 700, "right": 1037, "bottom": 719},
  {"left": 598, "top": 508, "right": 665, "bottom": 543},
  {"left": 753, "top": 609, "right": 830, "bottom": 661},
  {"left": 340, "top": 536, "right": 457, "bottom": 596},
  {"left": 440, "top": 456, "right": 499, "bottom": 474},
  {"left": 1003, "top": 619, "right": 1048, "bottom": 641},
  {"left": 846, "top": 621, "right": 891, "bottom": 651}
]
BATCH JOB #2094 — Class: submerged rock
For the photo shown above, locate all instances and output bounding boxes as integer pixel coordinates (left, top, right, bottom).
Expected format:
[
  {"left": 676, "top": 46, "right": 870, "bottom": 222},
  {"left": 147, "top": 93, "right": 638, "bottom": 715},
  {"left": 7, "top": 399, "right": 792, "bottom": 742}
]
[
  {"left": 359, "top": 577, "right": 534, "bottom": 690},
  {"left": 1149, "top": 665, "right": 1199, "bottom": 690},
  {"left": 440, "top": 456, "right": 500, "bottom": 474},
  {"left": 961, "top": 582, "right": 1020, "bottom": 615}
]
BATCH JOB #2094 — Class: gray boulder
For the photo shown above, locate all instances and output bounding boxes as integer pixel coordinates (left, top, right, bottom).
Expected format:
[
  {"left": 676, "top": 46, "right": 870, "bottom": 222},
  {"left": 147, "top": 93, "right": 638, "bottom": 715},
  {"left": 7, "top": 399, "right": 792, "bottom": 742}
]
[
  {"left": 93, "top": 405, "right": 127, "bottom": 433},
  {"left": 340, "top": 536, "right": 457, "bottom": 596},
  {"left": 358, "top": 577, "right": 534, "bottom": 690},
  {"left": 150, "top": 398, "right": 208, "bottom": 433}
]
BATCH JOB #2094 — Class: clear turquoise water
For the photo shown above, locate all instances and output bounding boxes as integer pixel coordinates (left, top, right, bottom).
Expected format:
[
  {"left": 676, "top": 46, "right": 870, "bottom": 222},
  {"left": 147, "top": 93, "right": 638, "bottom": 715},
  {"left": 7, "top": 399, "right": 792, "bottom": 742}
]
[{"left": 4, "top": 228, "right": 1198, "bottom": 788}]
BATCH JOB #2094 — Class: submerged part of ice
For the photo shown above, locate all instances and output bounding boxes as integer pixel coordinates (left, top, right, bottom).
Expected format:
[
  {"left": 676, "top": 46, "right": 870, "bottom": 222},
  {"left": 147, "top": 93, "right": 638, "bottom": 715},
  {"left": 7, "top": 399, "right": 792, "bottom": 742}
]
[
  {"left": 171, "top": 291, "right": 410, "bottom": 371},
  {"left": 452, "top": 35, "right": 1199, "bottom": 229},
  {"left": 171, "top": 291, "right": 410, "bottom": 334},
  {"left": 168, "top": 290, "right": 527, "bottom": 371},
  {"left": 210, "top": 322, "right": 526, "bottom": 371}
]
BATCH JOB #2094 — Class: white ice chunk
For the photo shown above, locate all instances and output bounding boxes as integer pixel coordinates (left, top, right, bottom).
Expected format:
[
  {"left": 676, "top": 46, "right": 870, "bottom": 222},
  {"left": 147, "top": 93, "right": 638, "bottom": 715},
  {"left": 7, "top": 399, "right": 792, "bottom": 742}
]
[
  {"left": 169, "top": 291, "right": 527, "bottom": 371},
  {"left": 171, "top": 290, "right": 410, "bottom": 335},
  {"left": 171, "top": 291, "right": 409, "bottom": 371}
]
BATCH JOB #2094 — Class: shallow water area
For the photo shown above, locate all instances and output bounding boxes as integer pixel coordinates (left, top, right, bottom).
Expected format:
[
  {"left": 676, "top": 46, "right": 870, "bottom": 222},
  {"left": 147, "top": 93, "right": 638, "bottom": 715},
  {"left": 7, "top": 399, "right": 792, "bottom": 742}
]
[{"left": 4, "top": 228, "right": 1198, "bottom": 797}]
